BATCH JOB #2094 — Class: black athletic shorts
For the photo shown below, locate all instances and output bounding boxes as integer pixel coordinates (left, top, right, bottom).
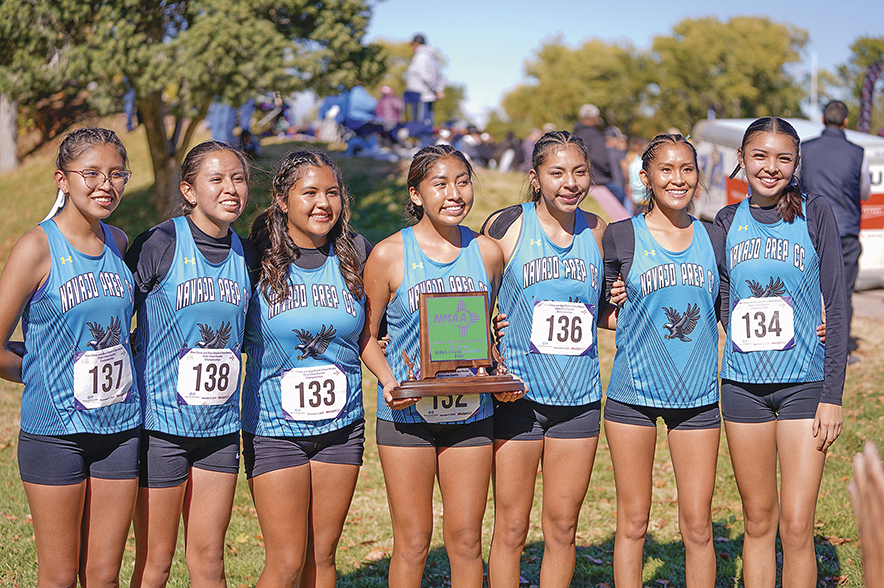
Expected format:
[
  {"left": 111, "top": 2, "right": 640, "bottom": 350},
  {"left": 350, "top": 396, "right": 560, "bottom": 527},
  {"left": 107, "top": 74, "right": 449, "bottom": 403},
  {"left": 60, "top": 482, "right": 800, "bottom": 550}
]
[
  {"left": 18, "top": 427, "right": 140, "bottom": 485},
  {"left": 493, "top": 398, "right": 601, "bottom": 440},
  {"left": 604, "top": 398, "right": 721, "bottom": 430},
  {"left": 720, "top": 380, "right": 822, "bottom": 423},
  {"left": 375, "top": 417, "right": 493, "bottom": 448},
  {"left": 140, "top": 430, "right": 240, "bottom": 488},
  {"left": 243, "top": 419, "right": 365, "bottom": 478}
]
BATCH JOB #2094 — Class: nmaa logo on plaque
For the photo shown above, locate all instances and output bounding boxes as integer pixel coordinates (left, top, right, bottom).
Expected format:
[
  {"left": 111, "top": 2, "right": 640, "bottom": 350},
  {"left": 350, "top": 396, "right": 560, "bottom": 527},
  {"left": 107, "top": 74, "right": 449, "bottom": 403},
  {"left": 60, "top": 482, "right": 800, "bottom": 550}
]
[{"left": 391, "top": 291, "right": 524, "bottom": 399}]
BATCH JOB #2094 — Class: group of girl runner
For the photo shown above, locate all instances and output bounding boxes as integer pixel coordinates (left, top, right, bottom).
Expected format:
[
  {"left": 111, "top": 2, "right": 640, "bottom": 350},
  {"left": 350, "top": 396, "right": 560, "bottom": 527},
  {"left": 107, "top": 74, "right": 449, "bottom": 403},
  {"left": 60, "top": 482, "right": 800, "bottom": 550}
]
[{"left": 0, "top": 116, "right": 846, "bottom": 588}]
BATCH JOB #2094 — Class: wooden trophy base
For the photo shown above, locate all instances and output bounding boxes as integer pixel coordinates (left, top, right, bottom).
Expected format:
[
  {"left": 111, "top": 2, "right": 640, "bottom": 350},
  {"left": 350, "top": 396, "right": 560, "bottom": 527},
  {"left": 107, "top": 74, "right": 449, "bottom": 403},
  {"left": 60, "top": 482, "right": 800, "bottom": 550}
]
[{"left": 391, "top": 374, "right": 524, "bottom": 399}]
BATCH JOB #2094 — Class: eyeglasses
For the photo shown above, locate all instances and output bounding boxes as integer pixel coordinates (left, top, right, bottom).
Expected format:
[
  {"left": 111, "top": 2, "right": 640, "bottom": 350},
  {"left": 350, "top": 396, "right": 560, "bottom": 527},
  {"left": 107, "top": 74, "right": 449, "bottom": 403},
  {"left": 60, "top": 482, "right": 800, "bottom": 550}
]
[{"left": 63, "top": 169, "right": 132, "bottom": 190}]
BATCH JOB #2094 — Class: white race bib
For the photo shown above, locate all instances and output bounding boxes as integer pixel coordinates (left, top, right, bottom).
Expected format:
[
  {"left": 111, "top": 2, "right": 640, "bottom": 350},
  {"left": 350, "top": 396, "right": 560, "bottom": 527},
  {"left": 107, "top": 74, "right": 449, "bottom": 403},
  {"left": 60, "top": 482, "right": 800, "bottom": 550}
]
[
  {"left": 732, "top": 297, "right": 795, "bottom": 352},
  {"left": 529, "top": 300, "right": 594, "bottom": 356},
  {"left": 73, "top": 344, "right": 133, "bottom": 410},
  {"left": 415, "top": 368, "right": 481, "bottom": 423},
  {"left": 177, "top": 348, "right": 240, "bottom": 406},
  {"left": 280, "top": 364, "right": 347, "bottom": 421}
]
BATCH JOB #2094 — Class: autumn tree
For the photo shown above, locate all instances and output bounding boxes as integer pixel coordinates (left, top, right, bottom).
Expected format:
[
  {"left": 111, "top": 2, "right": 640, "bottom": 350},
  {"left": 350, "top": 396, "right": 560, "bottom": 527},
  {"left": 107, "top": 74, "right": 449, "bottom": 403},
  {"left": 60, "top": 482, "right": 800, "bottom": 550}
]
[
  {"left": 0, "top": 0, "right": 385, "bottom": 214},
  {"left": 497, "top": 36, "right": 652, "bottom": 137},
  {"left": 652, "top": 17, "right": 807, "bottom": 130},
  {"left": 837, "top": 36, "right": 884, "bottom": 131},
  {"left": 495, "top": 17, "right": 809, "bottom": 139}
]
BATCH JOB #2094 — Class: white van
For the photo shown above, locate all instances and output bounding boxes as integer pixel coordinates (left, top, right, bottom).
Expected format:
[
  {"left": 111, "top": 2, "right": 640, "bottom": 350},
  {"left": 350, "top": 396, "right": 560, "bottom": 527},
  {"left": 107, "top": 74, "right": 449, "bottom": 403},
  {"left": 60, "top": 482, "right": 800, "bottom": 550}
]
[{"left": 691, "top": 118, "right": 884, "bottom": 290}]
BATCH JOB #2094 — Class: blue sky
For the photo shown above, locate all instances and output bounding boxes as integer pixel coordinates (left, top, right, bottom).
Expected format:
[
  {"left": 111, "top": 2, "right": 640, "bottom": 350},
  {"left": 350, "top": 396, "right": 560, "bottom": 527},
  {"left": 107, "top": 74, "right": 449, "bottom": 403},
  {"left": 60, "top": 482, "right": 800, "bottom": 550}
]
[{"left": 366, "top": 0, "right": 883, "bottom": 123}]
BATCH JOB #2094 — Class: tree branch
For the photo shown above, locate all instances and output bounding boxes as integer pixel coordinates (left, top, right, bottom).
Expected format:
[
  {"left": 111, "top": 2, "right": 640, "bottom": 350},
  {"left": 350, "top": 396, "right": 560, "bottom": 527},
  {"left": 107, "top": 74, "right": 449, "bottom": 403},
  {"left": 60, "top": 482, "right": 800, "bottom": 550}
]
[{"left": 176, "top": 99, "right": 211, "bottom": 166}]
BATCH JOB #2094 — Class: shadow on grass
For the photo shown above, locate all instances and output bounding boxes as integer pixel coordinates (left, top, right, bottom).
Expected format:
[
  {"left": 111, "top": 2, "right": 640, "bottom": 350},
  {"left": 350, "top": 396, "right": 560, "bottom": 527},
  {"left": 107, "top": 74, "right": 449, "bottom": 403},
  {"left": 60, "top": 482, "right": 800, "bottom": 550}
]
[{"left": 336, "top": 522, "right": 845, "bottom": 588}]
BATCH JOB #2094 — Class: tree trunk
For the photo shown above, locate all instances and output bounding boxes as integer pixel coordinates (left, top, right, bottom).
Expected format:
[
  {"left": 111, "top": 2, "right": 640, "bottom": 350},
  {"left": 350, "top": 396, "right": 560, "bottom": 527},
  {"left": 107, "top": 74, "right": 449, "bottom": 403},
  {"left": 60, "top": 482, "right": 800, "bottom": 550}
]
[
  {"left": 0, "top": 95, "right": 19, "bottom": 173},
  {"left": 138, "top": 91, "right": 181, "bottom": 218},
  {"left": 177, "top": 100, "right": 211, "bottom": 166}
]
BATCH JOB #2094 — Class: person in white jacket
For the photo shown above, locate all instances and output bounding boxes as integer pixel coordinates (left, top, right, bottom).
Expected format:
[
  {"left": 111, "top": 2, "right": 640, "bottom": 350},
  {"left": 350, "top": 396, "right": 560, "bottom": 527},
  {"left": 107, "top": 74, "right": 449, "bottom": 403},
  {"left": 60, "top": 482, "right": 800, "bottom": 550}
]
[{"left": 405, "top": 34, "right": 444, "bottom": 127}]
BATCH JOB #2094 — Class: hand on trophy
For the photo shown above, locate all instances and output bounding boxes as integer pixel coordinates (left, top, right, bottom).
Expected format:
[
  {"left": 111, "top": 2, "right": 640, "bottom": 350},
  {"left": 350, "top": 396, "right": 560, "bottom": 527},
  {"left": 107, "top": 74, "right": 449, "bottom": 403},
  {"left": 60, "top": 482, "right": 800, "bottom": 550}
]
[
  {"left": 493, "top": 387, "right": 526, "bottom": 403},
  {"left": 382, "top": 379, "right": 419, "bottom": 409},
  {"left": 492, "top": 312, "right": 509, "bottom": 343},
  {"left": 490, "top": 347, "right": 527, "bottom": 402}
]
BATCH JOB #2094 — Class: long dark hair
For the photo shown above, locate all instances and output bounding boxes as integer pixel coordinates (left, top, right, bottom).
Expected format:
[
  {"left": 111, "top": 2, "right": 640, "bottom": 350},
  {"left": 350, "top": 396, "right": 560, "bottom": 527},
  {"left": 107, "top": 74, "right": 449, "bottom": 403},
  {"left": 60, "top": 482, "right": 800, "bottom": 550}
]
[
  {"left": 640, "top": 133, "right": 698, "bottom": 213},
  {"left": 526, "top": 130, "right": 589, "bottom": 202},
  {"left": 405, "top": 144, "right": 474, "bottom": 222},
  {"left": 249, "top": 150, "right": 363, "bottom": 303},
  {"left": 729, "top": 117, "right": 804, "bottom": 223}
]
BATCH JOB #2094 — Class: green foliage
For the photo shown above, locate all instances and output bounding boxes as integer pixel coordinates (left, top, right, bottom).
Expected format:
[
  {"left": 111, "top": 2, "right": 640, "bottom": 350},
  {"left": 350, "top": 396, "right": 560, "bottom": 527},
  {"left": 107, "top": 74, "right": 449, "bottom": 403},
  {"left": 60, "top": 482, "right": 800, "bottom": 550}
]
[
  {"left": 496, "top": 17, "right": 808, "bottom": 138},
  {"left": 499, "top": 35, "right": 651, "bottom": 137},
  {"left": 483, "top": 109, "right": 515, "bottom": 139},
  {"left": 837, "top": 36, "right": 884, "bottom": 131},
  {"left": 838, "top": 37, "right": 884, "bottom": 100},
  {"left": 0, "top": 0, "right": 384, "bottom": 112},
  {"left": 0, "top": 0, "right": 387, "bottom": 214},
  {"left": 0, "top": 2, "right": 94, "bottom": 97},
  {"left": 653, "top": 17, "right": 807, "bottom": 128}
]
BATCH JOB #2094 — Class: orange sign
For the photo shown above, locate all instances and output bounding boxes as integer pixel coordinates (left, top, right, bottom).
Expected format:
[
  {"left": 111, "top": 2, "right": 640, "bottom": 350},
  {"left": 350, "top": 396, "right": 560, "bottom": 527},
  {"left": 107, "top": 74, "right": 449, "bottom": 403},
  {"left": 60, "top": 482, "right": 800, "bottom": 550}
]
[
  {"left": 861, "top": 192, "right": 884, "bottom": 230},
  {"left": 726, "top": 177, "right": 749, "bottom": 205}
]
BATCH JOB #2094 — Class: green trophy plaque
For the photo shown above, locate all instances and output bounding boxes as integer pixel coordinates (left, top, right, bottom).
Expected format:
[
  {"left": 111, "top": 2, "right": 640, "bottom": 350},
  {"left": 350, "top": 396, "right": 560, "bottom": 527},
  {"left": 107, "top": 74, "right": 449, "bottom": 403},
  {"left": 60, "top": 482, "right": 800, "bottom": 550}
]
[{"left": 391, "top": 291, "right": 524, "bottom": 398}]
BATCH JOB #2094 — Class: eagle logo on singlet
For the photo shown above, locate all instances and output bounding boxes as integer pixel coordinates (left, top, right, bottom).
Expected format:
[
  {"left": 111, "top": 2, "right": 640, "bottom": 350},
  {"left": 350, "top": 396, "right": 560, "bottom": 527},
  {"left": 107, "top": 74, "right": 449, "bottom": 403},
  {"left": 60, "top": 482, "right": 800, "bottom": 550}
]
[
  {"left": 86, "top": 316, "right": 122, "bottom": 349},
  {"left": 293, "top": 324, "right": 336, "bottom": 360},
  {"left": 662, "top": 304, "right": 700, "bottom": 342},
  {"left": 746, "top": 277, "right": 786, "bottom": 298},
  {"left": 196, "top": 322, "right": 231, "bottom": 348}
]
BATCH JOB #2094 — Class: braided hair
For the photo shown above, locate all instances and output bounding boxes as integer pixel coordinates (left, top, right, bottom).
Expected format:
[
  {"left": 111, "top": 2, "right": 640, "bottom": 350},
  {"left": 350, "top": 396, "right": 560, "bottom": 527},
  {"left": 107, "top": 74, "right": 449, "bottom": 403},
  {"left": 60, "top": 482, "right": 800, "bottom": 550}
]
[
  {"left": 250, "top": 150, "right": 363, "bottom": 303},
  {"left": 57, "top": 127, "right": 128, "bottom": 171},
  {"left": 525, "top": 130, "right": 589, "bottom": 202},
  {"left": 405, "top": 144, "right": 475, "bottom": 222},
  {"left": 640, "top": 133, "right": 698, "bottom": 213}
]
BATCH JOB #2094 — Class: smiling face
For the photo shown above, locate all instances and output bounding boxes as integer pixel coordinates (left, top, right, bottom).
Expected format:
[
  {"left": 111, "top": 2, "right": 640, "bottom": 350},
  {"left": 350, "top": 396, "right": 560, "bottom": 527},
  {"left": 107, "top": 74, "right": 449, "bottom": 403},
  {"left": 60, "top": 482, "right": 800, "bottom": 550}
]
[
  {"left": 529, "top": 145, "right": 589, "bottom": 216},
  {"left": 181, "top": 150, "right": 248, "bottom": 237},
  {"left": 55, "top": 143, "right": 127, "bottom": 221},
  {"left": 281, "top": 165, "right": 342, "bottom": 248},
  {"left": 737, "top": 130, "right": 798, "bottom": 206},
  {"left": 640, "top": 143, "right": 698, "bottom": 213},
  {"left": 409, "top": 155, "right": 474, "bottom": 226}
]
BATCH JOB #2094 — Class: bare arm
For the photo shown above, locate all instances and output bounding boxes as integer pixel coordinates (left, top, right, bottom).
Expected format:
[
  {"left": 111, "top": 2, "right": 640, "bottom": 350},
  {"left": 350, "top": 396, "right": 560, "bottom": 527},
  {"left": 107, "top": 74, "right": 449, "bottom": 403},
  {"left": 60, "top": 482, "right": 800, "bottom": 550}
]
[
  {"left": 358, "top": 235, "right": 417, "bottom": 409},
  {"left": 0, "top": 228, "right": 52, "bottom": 383},
  {"left": 481, "top": 207, "right": 523, "bottom": 341},
  {"left": 477, "top": 233, "right": 504, "bottom": 304},
  {"left": 108, "top": 224, "right": 129, "bottom": 256},
  {"left": 477, "top": 234, "right": 525, "bottom": 401}
]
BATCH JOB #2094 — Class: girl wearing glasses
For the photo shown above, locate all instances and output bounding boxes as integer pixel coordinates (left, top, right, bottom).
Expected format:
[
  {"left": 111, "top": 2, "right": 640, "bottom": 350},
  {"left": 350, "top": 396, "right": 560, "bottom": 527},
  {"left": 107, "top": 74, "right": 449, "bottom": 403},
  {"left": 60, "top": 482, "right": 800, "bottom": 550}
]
[{"left": 0, "top": 128, "right": 140, "bottom": 586}]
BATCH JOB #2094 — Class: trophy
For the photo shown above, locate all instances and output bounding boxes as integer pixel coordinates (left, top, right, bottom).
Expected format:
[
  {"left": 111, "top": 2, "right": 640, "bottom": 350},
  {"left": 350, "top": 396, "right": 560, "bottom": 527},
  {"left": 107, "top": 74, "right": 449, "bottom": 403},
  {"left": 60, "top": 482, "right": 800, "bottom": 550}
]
[{"left": 391, "top": 291, "right": 524, "bottom": 398}]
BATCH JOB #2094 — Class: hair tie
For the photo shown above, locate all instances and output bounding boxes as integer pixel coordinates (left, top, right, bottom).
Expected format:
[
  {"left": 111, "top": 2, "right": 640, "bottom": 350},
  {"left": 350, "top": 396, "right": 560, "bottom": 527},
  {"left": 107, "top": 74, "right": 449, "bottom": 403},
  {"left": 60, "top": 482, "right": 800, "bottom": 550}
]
[{"left": 41, "top": 189, "right": 67, "bottom": 223}]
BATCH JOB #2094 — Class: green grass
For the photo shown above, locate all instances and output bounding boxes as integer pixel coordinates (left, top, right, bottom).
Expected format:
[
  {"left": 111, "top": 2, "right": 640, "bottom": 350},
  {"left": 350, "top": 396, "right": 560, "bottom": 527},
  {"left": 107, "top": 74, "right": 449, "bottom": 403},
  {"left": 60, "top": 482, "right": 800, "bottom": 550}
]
[{"left": 0, "top": 116, "right": 877, "bottom": 586}]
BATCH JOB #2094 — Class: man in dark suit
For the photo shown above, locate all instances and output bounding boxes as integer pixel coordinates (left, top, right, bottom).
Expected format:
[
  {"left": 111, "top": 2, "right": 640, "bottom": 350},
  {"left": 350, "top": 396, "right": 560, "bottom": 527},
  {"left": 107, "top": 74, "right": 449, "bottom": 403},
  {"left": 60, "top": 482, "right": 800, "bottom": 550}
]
[{"left": 802, "top": 100, "right": 871, "bottom": 362}]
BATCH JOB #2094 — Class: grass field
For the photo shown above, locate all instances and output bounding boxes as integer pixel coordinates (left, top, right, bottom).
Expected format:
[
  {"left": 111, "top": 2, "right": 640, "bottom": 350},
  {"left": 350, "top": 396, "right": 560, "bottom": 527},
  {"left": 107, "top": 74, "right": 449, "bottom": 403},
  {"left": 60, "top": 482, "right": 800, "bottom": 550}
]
[{"left": 0, "top": 117, "right": 879, "bottom": 586}]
